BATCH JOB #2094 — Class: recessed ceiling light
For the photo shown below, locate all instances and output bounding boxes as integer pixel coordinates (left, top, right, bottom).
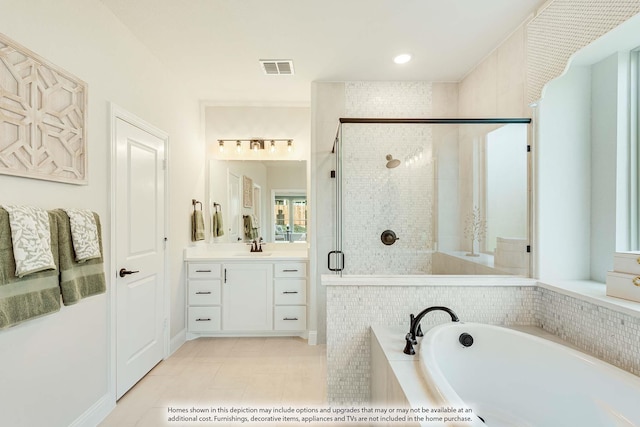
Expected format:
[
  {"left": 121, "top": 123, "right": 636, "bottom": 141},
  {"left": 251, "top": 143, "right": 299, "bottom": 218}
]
[{"left": 394, "top": 54, "right": 412, "bottom": 64}]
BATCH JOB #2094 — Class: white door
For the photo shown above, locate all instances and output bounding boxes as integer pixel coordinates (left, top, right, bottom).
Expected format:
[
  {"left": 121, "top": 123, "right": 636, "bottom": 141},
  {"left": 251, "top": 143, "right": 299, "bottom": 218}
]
[
  {"left": 228, "top": 171, "right": 241, "bottom": 242},
  {"left": 222, "top": 264, "right": 272, "bottom": 330},
  {"left": 114, "top": 114, "right": 167, "bottom": 399}
]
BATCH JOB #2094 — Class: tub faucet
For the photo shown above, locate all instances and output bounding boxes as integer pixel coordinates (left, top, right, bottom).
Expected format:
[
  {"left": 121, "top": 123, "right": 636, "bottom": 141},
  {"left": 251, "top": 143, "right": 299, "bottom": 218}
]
[{"left": 403, "top": 306, "right": 459, "bottom": 355}]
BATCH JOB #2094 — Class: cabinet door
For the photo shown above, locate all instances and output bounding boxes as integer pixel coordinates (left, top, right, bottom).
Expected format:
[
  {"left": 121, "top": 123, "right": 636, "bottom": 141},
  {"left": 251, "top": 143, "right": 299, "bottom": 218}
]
[{"left": 222, "top": 263, "right": 273, "bottom": 331}]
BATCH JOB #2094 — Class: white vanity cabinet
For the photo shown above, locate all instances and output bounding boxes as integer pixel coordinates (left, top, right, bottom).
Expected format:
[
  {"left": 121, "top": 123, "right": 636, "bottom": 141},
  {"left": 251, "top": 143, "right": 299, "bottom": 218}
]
[
  {"left": 184, "top": 253, "right": 308, "bottom": 339},
  {"left": 222, "top": 263, "right": 273, "bottom": 331}
]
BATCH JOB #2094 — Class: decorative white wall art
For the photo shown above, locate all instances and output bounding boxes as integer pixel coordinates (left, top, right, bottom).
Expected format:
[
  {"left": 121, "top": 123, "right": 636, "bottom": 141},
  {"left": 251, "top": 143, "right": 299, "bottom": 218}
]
[
  {"left": 0, "top": 32, "right": 88, "bottom": 184},
  {"left": 242, "top": 175, "right": 253, "bottom": 207}
]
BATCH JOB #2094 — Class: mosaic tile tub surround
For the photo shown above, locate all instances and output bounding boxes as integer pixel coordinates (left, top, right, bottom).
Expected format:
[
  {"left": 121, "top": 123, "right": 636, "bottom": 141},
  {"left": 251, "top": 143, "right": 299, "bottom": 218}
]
[{"left": 325, "top": 281, "right": 640, "bottom": 405}]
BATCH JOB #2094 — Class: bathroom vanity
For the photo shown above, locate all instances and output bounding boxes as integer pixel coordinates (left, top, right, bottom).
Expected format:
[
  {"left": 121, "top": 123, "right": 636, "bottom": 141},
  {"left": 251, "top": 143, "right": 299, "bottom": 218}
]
[{"left": 183, "top": 246, "right": 308, "bottom": 340}]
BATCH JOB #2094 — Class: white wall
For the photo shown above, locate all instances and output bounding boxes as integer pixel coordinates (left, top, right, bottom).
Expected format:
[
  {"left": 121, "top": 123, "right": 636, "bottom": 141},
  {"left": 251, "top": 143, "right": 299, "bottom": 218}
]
[
  {"left": 0, "top": 0, "right": 202, "bottom": 425},
  {"left": 310, "top": 82, "right": 345, "bottom": 344},
  {"left": 537, "top": 66, "right": 592, "bottom": 280},
  {"left": 590, "top": 53, "right": 621, "bottom": 282}
]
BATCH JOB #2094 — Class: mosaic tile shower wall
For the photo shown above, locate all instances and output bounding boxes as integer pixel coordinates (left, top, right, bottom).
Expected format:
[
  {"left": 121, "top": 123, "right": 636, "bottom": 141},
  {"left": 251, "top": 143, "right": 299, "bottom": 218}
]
[
  {"left": 341, "top": 82, "right": 435, "bottom": 274},
  {"left": 326, "top": 283, "right": 640, "bottom": 405}
]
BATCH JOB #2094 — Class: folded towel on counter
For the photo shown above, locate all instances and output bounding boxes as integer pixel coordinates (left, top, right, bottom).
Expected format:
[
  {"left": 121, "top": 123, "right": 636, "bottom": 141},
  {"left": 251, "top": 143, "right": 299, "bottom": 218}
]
[
  {"left": 62, "top": 208, "right": 101, "bottom": 262},
  {"left": 243, "top": 215, "right": 259, "bottom": 240},
  {"left": 1, "top": 205, "right": 57, "bottom": 278},
  {"left": 51, "top": 210, "right": 106, "bottom": 306},
  {"left": 0, "top": 208, "right": 61, "bottom": 329},
  {"left": 212, "top": 211, "right": 224, "bottom": 238},
  {"left": 192, "top": 210, "right": 205, "bottom": 241}
]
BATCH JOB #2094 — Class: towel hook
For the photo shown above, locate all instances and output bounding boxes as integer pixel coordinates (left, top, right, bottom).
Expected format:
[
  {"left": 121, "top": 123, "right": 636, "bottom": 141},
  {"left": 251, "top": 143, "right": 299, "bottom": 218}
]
[
  {"left": 192, "top": 199, "right": 202, "bottom": 211},
  {"left": 213, "top": 202, "right": 221, "bottom": 212}
]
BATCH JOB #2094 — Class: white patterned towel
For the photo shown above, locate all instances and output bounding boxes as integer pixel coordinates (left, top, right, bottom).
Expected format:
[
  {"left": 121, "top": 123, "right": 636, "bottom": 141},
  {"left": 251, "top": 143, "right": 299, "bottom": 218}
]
[
  {"left": 62, "top": 209, "right": 101, "bottom": 262},
  {"left": 2, "top": 205, "right": 56, "bottom": 278}
]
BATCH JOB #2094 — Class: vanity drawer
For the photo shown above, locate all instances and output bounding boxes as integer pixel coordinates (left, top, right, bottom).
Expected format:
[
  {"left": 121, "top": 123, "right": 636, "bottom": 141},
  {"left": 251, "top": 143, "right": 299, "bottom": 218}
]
[
  {"left": 274, "top": 279, "right": 306, "bottom": 305},
  {"left": 188, "top": 263, "right": 221, "bottom": 279},
  {"left": 188, "top": 280, "right": 221, "bottom": 305},
  {"left": 613, "top": 252, "right": 640, "bottom": 275},
  {"left": 606, "top": 271, "right": 640, "bottom": 303},
  {"left": 274, "top": 306, "right": 306, "bottom": 331},
  {"left": 188, "top": 306, "right": 221, "bottom": 332},
  {"left": 274, "top": 262, "right": 306, "bottom": 278}
]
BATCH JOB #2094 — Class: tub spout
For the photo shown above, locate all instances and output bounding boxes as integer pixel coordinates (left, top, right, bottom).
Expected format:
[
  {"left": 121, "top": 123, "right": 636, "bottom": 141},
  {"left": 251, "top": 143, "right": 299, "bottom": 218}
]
[{"left": 403, "top": 306, "right": 459, "bottom": 355}]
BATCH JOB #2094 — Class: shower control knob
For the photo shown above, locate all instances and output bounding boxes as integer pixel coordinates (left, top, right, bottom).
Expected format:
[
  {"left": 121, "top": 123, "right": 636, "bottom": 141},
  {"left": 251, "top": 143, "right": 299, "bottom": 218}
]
[{"left": 381, "top": 230, "right": 399, "bottom": 246}]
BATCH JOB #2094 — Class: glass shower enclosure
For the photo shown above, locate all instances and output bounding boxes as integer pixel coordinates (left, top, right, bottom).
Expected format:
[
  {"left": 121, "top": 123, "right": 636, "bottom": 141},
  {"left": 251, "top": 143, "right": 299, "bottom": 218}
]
[{"left": 331, "top": 118, "right": 532, "bottom": 277}]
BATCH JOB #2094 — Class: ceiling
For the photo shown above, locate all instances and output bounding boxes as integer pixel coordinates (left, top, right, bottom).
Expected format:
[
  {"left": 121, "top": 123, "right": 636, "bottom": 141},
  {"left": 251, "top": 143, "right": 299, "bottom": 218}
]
[{"left": 99, "top": 0, "right": 546, "bottom": 105}]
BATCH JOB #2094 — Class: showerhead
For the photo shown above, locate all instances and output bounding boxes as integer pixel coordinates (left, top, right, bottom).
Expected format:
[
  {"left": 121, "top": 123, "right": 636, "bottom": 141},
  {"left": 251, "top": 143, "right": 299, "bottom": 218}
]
[{"left": 385, "top": 154, "right": 401, "bottom": 169}]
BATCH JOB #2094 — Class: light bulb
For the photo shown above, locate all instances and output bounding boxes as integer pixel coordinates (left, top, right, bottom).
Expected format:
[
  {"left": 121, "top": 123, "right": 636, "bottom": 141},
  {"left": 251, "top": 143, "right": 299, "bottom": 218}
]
[
  {"left": 236, "top": 140, "right": 242, "bottom": 153},
  {"left": 270, "top": 140, "right": 276, "bottom": 153},
  {"left": 287, "top": 140, "right": 293, "bottom": 152},
  {"left": 218, "top": 140, "right": 224, "bottom": 153}
]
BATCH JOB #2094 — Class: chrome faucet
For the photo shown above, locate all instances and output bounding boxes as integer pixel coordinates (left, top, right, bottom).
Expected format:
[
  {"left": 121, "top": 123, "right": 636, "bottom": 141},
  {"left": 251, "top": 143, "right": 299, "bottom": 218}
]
[{"left": 403, "top": 306, "right": 459, "bottom": 355}]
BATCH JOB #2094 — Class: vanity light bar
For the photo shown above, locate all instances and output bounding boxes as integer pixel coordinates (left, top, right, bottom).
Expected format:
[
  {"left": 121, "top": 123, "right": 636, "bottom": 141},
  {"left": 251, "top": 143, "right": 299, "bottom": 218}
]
[{"left": 217, "top": 139, "right": 293, "bottom": 152}]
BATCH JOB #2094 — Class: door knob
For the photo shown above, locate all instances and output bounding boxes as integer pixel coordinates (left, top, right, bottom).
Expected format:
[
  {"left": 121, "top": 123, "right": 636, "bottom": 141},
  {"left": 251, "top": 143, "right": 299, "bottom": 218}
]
[{"left": 119, "top": 268, "right": 140, "bottom": 278}]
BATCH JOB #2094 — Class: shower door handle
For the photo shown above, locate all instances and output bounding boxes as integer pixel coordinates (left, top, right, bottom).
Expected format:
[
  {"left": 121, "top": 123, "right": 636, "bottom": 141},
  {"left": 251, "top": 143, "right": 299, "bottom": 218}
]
[{"left": 328, "top": 250, "right": 344, "bottom": 272}]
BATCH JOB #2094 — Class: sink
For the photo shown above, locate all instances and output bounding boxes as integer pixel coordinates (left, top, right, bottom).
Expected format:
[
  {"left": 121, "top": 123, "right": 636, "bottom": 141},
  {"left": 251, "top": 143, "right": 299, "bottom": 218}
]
[{"left": 230, "top": 252, "right": 272, "bottom": 257}]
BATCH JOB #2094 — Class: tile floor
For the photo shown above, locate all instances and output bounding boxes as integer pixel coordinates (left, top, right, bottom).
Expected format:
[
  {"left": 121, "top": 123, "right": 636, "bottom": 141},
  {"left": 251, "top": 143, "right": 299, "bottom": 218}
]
[{"left": 100, "top": 337, "right": 327, "bottom": 427}]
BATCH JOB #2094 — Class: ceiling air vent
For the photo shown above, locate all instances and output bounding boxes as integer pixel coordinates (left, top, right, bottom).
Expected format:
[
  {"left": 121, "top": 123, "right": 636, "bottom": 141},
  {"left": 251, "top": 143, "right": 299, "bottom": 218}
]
[{"left": 259, "top": 59, "right": 294, "bottom": 75}]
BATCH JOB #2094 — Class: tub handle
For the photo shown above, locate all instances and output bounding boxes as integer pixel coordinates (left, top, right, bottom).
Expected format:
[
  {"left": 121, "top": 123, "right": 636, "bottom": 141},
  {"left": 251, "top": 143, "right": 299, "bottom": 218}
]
[{"left": 633, "top": 276, "right": 640, "bottom": 287}]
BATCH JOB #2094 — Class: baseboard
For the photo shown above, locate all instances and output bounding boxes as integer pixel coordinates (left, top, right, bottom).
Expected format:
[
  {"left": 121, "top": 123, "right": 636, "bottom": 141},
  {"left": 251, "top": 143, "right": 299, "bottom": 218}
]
[
  {"left": 169, "top": 328, "right": 186, "bottom": 357},
  {"left": 69, "top": 393, "right": 115, "bottom": 427},
  {"left": 308, "top": 330, "right": 318, "bottom": 345}
]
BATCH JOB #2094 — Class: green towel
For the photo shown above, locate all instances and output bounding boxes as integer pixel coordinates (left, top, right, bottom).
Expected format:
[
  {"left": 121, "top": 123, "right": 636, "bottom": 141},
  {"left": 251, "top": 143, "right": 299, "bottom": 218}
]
[
  {"left": 212, "top": 211, "right": 224, "bottom": 238},
  {"left": 0, "top": 208, "right": 61, "bottom": 329},
  {"left": 243, "top": 215, "right": 258, "bottom": 240},
  {"left": 192, "top": 210, "right": 205, "bottom": 241},
  {"left": 51, "top": 209, "right": 106, "bottom": 306}
]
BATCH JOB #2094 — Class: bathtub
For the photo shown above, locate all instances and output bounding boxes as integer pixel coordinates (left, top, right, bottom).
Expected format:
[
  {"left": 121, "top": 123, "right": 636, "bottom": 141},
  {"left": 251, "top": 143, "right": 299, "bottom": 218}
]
[{"left": 420, "top": 323, "right": 640, "bottom": 427}]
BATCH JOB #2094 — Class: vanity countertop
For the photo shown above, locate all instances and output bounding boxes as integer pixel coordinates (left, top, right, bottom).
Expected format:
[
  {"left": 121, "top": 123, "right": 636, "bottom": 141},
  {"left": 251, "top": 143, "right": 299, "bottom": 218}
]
[{"left": 184, "top": 245, "right": 308, "bottom": 261}]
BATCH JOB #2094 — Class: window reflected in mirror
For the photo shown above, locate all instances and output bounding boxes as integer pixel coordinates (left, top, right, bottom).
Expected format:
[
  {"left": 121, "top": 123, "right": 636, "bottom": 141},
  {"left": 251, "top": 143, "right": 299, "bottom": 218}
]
[{"left": 274, "top": 193, "right": 307, "bottom": 243}]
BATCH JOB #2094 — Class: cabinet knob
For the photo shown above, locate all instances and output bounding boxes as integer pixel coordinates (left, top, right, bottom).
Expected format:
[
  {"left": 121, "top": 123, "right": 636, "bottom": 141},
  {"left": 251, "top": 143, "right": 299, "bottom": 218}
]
[{"left": 633, "top": 276, "right": 640, "bottom": 287}]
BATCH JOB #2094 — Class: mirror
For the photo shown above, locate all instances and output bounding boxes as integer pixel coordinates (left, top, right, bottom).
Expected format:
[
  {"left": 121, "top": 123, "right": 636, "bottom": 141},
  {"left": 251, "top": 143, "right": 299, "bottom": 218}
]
[{"left": 208, "top": 159, "right": 307, "bottom": 243}]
